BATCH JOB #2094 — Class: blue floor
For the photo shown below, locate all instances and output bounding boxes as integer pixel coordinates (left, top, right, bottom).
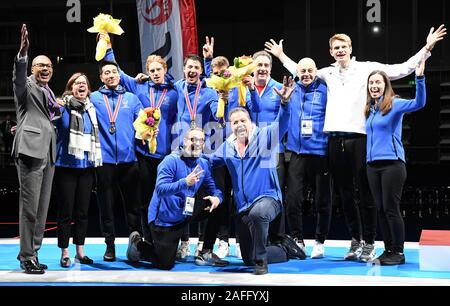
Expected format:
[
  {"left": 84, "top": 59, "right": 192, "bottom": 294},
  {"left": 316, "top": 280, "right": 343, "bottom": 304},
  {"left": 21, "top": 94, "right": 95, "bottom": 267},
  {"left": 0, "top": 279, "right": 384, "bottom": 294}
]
[{"left": 1, "top": 242, "right": 450, "bottom": 280}]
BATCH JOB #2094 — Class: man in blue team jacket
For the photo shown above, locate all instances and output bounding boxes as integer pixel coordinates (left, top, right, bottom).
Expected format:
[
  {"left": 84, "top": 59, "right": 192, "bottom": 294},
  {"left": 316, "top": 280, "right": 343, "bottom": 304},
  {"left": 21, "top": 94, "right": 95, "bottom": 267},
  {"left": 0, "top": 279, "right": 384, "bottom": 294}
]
[
  {"left": 207, "top": 76, "right": 306, "bottom": 275},
  {"left": 125, "top": 128, "right": 226, "bottom": 270}
]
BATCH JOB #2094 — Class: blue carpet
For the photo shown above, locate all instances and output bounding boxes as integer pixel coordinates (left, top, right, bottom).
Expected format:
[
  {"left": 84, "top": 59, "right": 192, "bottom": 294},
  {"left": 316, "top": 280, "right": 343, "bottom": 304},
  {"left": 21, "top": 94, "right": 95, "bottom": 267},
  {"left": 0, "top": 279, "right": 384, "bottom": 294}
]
[{"left": 1, "top": 242, "right": 449, "bottom": 280}]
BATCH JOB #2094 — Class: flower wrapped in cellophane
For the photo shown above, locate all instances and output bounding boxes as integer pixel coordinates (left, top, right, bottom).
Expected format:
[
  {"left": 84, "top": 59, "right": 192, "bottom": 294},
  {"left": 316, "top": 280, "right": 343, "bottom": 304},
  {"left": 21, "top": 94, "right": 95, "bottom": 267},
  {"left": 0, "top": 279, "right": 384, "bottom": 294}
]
[
  {"left": 87, "top": 13, "right": 124, "bottom": 61},
  {"left": 206, "top": 56, "right": 258, "bottom": 118},
  {"left": 133, "top": 107, "right": 161, "bottom": 154}
]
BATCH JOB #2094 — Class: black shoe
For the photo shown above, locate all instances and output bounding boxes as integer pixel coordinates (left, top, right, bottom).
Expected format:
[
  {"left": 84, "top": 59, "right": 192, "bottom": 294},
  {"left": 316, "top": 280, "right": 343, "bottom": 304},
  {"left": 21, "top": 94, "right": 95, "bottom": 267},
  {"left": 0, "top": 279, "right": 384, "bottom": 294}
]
[
  {"left": 60, "top": 257, "right": 71, "bottom": 268},
  {"left": 253, "top": 260, "right": 268, "bottom": 275},
  {"left": 20, "top": 260, "right": 45, "bottom": 274},
  {"left": 103, "top": 245, "right": 116, "bottom": 262},
  {"left": 280, "top": 234, "right": 307, "bottom": 260},
  {"left": 375, "top": 252, "right": 405, "bottom": 266},
  {"left": 35, "top": 257, "right": 48, "bottom": 270},
  {"left": 75, "top": 255, "right": 94, "bottom": 264}
]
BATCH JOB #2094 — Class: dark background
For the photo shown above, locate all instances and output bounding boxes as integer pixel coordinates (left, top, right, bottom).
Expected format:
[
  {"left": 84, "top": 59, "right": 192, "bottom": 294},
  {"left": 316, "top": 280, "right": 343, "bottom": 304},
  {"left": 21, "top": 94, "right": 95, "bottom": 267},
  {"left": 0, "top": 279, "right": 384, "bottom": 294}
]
[{"left": 0, "top": 0, "right": 449, "bottom": 240}]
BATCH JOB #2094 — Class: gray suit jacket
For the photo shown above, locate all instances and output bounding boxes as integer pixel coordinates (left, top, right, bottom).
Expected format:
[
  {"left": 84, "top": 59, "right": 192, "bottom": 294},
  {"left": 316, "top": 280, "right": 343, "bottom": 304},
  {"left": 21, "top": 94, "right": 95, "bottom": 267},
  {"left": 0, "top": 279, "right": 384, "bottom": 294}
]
[{"left": 12, "top": 56, "right": 56, "bottom": 162}]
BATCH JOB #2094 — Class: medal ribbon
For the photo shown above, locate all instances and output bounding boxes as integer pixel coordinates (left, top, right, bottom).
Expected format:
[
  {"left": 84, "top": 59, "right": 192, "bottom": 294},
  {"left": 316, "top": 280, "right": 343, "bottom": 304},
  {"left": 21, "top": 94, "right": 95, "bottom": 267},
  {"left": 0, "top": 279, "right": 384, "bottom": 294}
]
[
  {"left": 149, "top": 87, "right": 168, "bottom": 109},
  {"left": 184, "top": 82, "right": 202, "bottom": 123},
  {"left": 103, "top": 94, "right": 123, "bottom": 125}
]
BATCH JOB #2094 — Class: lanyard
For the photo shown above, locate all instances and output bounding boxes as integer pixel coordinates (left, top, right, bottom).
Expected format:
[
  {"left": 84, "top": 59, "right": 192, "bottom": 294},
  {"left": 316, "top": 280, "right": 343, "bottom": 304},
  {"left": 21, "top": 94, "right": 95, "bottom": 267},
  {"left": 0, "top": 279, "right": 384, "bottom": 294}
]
[
  {"left": 301, "top": 88, "right": 317, "bottom": 119},
  {"left": 149, "top": 87, "right": 168, "bottom": 109},
  {"left": 184, "top": 82, "right": 202, "bottom": 122},
  {"left": 102, "top": 94, "right": 123, "bottom": 124}
]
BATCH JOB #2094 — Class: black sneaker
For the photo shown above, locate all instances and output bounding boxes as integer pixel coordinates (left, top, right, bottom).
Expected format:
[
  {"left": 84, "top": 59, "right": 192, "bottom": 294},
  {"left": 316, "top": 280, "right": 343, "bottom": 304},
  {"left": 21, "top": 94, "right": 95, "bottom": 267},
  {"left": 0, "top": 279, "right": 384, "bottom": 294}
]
[
  {"left": 377, "top": 252, "right": 405, "bottom": 266},
  {"left": 253, "top": 260, "right": 268, "bottom": 275},
  {"left": 280, "top": 234, "right": 307, "bottom": 260},
  {"left": 194, "top": 251, "right": 229, "bottom": 267},
  {"left": 372, "top": 250, "right": 391, "bottom": 265},
  {"left": 103, "top": 245, "right": 116, "bottom": 262},
  {"left": 20, "top": 260, "right": 45, "bottom": 275},
  {"left": 35, "top": 257, "right": 48, "bottom": 270}
]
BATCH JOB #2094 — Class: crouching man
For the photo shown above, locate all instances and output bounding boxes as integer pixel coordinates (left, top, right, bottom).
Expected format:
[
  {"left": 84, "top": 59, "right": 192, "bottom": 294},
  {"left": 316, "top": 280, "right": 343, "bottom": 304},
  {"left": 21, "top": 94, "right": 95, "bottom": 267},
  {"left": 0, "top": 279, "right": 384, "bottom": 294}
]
[
  {"left": 208, "top": 76, "right": 306, "bottom": 275},
  {"left": 126, "top": 128, "right": 226, "bottom": 270}
]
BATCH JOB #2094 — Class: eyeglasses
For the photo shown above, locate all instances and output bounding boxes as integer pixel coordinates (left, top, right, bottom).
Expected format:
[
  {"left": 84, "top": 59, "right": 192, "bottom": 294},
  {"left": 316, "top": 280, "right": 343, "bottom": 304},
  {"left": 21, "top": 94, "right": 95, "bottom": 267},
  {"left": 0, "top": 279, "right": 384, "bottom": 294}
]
[
  {"left": 74, "top": 81, "right": 87, "bottom": 86},
  {"left": 33, "top": 63, "right": 53, "bottom": 69},
  {"left": 189, "top": 137, "right": 205, "bottom": 144}
]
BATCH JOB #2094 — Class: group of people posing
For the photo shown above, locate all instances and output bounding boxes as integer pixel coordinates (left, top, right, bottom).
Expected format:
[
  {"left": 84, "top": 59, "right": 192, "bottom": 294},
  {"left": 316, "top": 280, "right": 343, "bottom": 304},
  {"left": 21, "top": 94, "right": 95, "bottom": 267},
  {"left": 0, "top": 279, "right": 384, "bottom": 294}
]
[{"left": 12, "top": 22, "right": 446, "bottom": 275}]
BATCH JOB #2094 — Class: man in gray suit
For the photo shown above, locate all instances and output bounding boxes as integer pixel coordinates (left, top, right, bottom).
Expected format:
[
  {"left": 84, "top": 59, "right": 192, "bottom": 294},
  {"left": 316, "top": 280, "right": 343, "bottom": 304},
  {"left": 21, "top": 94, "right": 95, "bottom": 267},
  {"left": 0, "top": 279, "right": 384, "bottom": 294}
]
[{"left": 13, "top": 24, "right": 59, "bottom": 274}]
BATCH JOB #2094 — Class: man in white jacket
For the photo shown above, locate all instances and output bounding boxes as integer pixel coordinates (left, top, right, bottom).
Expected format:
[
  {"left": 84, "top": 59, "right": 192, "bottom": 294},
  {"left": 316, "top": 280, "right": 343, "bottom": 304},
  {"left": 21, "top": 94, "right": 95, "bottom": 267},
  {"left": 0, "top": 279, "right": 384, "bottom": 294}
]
[{"left": 264, "top": 24, "right": 446, "bottom": 262}]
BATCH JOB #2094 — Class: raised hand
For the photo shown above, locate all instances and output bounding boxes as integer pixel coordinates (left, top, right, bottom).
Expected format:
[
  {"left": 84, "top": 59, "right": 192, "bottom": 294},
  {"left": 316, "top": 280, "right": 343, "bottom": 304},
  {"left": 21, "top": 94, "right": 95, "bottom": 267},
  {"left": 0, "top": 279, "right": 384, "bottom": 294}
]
[
  {"left": 99, "top": 32, "right": 112, "bottom": 49},
  {"left": 273, "top": 76, "right": 295, "bottom": 104},
  {"left": 425, "top": 24, "right": 447, "bottom": 51},
  {"left": 242, "top": 75, "right": 255, "bottom": 91},
  {"left": 202, "top": 36, "right": 214, "bottom": 59},
  {"left": 19, "top": 24, "right": 29, "bottom": 57},
  {"left": 264, "top": 39, "right": 284, "bottom": 59},
  {"left": 135, "top": 73, "right": 149, "bottom": 83},
  {"left": 185, "top": 165, "right": 204, "bottom": 186},
  {"left": 203, "top": 196, "right": 220, "bottom": 212}
]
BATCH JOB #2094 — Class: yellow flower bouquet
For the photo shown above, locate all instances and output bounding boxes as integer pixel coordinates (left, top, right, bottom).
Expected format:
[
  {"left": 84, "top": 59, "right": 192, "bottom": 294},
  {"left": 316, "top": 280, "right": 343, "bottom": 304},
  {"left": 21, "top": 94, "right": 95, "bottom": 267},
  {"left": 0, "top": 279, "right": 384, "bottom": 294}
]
[
  {"left": 206, "top": 56, "right": 258, "bottom": 118},
  {"left": 87, "top": 13, "right": 124, "bottom": 61},
  {"left": 133, "top": 107, "right": 161, "bottom": 154}
]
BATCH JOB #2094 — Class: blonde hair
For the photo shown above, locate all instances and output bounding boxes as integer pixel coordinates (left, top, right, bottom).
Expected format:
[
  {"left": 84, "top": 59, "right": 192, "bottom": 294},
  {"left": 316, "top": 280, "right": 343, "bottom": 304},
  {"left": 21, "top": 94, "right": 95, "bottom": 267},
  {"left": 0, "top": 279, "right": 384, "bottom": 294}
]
[
  {"left": 146, "top": 55, "right": 167, "bottom": 72},
  {"left": 211, "top": 56, "right": 229, "bottom": 68},
  {"left": 329, "top": 34, "right": 352, "bottom": 49}
]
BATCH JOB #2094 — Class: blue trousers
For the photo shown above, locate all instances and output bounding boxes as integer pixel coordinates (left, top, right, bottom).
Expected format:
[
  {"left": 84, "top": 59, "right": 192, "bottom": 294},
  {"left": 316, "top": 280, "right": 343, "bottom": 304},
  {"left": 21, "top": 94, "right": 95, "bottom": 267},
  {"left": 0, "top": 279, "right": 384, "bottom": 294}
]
[{"left": 237, "top": 197, "right": 288, "bottom": 265}]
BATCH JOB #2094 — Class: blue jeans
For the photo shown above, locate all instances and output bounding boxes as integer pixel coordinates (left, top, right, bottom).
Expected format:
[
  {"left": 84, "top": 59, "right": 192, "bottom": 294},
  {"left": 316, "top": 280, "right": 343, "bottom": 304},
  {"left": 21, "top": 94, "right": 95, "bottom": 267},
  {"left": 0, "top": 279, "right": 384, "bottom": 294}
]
[{"left": 237, "top": 197, "right": 287, "bottom": 265}]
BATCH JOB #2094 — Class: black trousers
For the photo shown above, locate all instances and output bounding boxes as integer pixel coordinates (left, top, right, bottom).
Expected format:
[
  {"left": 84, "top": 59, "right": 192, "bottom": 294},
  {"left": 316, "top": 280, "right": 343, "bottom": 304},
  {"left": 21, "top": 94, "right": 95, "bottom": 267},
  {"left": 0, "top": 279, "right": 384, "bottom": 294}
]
[
  {"left": 136, "top": 153, "right": 162, "bottom": 242},
  {"left": 285, "top": 152, "right": 332, "bottom": 243},
  {"left": 367, "top": 160, "right": 406, "bottom": 253},
  {"left": 180, "top": 166, "right": 232, "bottom": 245},
  {"left": 328, "top": 134, "right": 376, "bottom": 244},
  {"left": 96, "top": 162, "right": 142, "bottom": 246},
  {"left": 55, "top": 167, "right": 94, "bottom": 248},
  {"left": 137, "top": 195, "right": 217, "bottom": 270}
]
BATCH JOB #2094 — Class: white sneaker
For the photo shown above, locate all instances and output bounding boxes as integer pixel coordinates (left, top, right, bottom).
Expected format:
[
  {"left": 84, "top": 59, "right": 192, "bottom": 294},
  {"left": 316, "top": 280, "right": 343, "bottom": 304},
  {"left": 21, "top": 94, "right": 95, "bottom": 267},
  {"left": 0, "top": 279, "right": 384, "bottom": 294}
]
[
  {"left": 194, "top": 241, "right": 204, "bottom": 257},
  {"left": 310, "top": 241, "right": 325, "bottom": 259},
  {"left": 176, "top": 241, "right": 191, "bottom": 260},
  {"left": 215, "top": 240, "right": 230, "bottom": 259},
  {"left": 235, "top": 243, "right": 242, "bottom": 259}
]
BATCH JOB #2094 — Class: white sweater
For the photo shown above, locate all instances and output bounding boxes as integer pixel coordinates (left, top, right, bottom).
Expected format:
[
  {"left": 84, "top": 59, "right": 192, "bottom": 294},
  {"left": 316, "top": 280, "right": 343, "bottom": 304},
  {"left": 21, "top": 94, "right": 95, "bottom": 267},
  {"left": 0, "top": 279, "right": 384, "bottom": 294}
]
[{"left": 283, "top": 48, "right": 430, "bottom": 134}]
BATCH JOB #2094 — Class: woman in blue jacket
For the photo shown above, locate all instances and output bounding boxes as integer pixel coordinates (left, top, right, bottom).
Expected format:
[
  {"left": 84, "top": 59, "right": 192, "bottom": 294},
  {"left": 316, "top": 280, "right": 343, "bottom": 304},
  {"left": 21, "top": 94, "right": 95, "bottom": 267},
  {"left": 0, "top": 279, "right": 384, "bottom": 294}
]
[
  {"left": 365, "top": 59, "right": 426, "bottom": 265},
  {"left": 54, "top": 73, "right": 102, "bottom": 267}
]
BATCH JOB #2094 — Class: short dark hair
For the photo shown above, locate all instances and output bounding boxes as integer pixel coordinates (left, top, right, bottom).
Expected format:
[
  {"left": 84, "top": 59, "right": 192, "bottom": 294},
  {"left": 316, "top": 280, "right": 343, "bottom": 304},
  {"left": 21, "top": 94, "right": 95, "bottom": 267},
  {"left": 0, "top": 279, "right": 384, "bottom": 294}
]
[
  {"left": 99, "top": 60, "right": 119, "bottom": 75},
  {"left": 183, "top": 54, "right": 203, "bottom": 67},
  {"left": 228, "top": 107, "right": 251, "bottom": 121}
]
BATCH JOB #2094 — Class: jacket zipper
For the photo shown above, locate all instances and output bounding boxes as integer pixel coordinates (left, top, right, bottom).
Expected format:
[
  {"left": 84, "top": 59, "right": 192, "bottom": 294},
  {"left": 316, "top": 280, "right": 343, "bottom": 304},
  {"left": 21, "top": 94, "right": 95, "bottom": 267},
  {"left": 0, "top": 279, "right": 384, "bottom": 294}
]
[
  {"left": 392, "top": 135, "right": 398, "bottom": 158},
  {"left": 369, "top": 112, "right": 376, "bottom": 161}
]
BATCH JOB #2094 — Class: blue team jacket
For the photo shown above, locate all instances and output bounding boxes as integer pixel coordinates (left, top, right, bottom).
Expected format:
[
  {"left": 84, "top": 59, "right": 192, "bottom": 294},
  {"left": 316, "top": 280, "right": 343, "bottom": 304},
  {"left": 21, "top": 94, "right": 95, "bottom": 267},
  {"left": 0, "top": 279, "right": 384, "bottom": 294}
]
[
  {"left": 90, "top": 85, "right": 143, "bottom": 164},
  {"left": 209, "top": 103, "right": 290, "bottom": 213},
  {"left": 285, "top": 78, "right": 328, "bottom": 156},
  {"left": 148, "top": 150, "right": 223, "bottom": 227},
  {"left": 366, "top": 76, "right": 426, "bottom": 163},
  {"left": 104, "top": 48, "right": 179, "bottom": 159}
]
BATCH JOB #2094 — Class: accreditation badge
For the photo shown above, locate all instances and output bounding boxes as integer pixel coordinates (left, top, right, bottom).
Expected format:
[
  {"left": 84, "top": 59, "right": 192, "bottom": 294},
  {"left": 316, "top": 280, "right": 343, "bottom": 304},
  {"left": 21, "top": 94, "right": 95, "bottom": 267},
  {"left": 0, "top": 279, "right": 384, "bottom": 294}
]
[
  {"left": 183, "top": 197, "right": 195, "bottom": 216},
  {"left": 301, "top": 119, "right": 313, "bottom": 137}
]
